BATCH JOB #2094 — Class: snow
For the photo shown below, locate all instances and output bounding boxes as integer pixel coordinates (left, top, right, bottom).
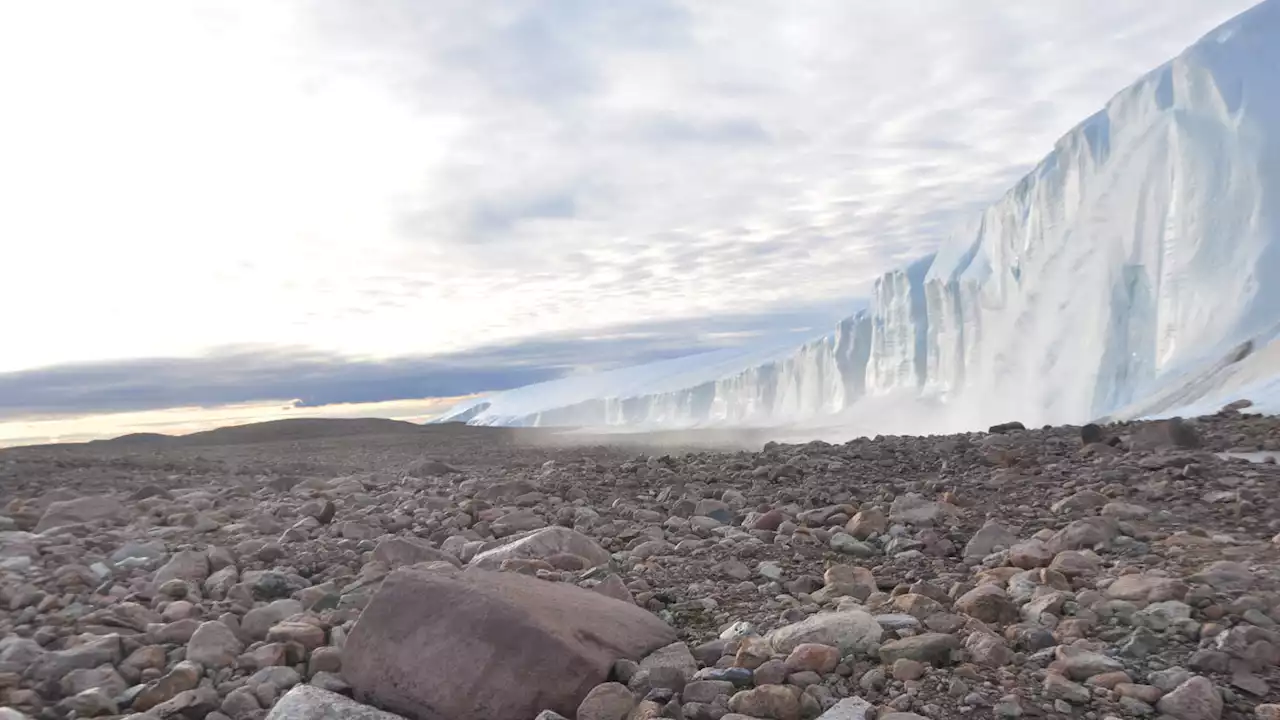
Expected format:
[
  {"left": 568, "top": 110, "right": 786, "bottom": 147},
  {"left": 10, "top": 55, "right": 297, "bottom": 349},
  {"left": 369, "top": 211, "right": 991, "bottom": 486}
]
[{"left": 437, "top": 0, "right": 1280, "bottom": 434}]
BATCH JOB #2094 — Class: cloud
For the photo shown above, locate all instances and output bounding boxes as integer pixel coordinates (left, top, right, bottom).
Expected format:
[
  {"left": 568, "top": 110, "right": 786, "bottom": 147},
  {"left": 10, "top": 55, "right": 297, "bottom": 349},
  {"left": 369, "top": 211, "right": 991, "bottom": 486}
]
[
  {"left": 0, "top": 0, "right": 1260, "bottom": 380},
  {"left": 0, "top": 302, "right": 854, "bottom": 418}
]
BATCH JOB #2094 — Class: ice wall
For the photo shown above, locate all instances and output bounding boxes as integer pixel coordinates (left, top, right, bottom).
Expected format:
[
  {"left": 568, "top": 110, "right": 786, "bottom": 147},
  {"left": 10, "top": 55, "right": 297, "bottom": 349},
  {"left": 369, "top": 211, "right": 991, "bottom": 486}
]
[{"left": 438, "top": 0, "right": 1280, "bottom": 432}]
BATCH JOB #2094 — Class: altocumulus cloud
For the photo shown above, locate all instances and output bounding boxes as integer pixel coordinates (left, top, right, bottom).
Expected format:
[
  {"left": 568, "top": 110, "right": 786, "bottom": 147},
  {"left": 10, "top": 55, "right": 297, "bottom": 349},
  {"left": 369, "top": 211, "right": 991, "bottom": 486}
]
[{"left": 0, "top": 0, "right": 1259, "bottom": 403}]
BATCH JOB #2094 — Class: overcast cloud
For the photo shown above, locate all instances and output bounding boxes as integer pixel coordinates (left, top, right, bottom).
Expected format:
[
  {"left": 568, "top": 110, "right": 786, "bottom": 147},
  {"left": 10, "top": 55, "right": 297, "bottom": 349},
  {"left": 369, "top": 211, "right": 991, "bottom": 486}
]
[{"left": 0, "top": 1, "right": 1259, "bottom": 412}]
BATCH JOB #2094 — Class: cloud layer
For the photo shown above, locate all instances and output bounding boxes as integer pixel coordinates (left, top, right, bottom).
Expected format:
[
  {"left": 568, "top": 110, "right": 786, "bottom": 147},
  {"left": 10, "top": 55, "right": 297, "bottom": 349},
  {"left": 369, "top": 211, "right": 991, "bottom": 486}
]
[{"left": 0, "top": 0, "right": 1259, "bottom": 381}]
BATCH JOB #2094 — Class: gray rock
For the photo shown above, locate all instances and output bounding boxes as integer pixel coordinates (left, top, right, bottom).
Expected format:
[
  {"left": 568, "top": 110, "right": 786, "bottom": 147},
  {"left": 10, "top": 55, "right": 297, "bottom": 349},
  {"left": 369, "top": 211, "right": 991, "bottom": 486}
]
[
  {"left": 964, "top": 520, "right": 1016, "bottom": 559},
  {"left": 879, "top": 633, "right": 959, "bottom": 666},
  {"left": 186, "top": 621, "right": 243, "bottom": 669},
  {"left": 27, "top": 634, "right": 123, "bottom": 683},
  {"left": 34, "top": 495, "right": 126, "bottom": 533},
  {"left": 1157, "top": 676, "right": 1222, "bottom": 720},
  {"left": 577, "top": 682, "right": 636, "bottom": 720},
  {"left": 153, "top": 550, "right": 211, "bottom": 590},
  {"left": 767, "top": 609, "right": 883, "bottom": 655},
  {"left": 243, "top": 599, "right": 304, "bottom": 640},
  {"left": 815, "top": 697, "right": 874, "bottom": 720},
  {"left": 683, "top": 680, "right": 734, "bottom": 704},
  {"left": 266, "top": 685, "right": 408, "bottom": 720},
  {"left": 469, "top": 526, "right": 611, "bottom": 570}
]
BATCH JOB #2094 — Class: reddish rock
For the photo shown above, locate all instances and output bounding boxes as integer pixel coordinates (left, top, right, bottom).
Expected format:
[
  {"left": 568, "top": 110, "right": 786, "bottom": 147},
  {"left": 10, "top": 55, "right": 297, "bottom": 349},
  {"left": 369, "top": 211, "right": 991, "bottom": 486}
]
[{"left": 342, "top": 568, "right": 675, "bottom": 720}]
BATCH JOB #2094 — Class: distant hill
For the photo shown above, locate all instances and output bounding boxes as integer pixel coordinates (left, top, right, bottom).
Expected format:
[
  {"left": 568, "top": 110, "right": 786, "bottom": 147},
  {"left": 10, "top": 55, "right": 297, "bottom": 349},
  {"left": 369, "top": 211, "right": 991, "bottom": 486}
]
[{"left": 90, "top": 417, "right": 428, "bottom": 449}]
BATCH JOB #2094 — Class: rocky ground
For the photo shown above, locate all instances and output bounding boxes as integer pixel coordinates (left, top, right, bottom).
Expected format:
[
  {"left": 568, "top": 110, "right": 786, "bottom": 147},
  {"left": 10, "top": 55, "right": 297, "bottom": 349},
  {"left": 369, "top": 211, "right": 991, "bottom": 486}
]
[{"left": 2, "top": 409, "right": 1280, "bottom": 720}]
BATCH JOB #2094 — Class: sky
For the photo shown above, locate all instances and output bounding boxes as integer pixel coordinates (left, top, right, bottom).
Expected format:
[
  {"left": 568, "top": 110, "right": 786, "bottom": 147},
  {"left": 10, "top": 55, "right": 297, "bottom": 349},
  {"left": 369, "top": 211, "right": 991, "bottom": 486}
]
[{"left": 0, "top": 0, "right": 1262, "bottom": 440}]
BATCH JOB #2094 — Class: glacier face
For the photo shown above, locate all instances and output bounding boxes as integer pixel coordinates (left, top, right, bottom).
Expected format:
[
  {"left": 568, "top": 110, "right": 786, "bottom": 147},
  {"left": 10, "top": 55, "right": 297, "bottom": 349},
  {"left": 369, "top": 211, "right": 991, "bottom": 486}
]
[{"left": 438, "top": 0, "right": 1280, "bottom": 434}]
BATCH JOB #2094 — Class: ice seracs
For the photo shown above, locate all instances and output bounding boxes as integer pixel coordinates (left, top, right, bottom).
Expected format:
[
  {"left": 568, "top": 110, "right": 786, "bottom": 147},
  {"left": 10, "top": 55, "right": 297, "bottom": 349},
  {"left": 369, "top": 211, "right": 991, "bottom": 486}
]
[{"left": 439, "top": 0, "right": 1280, "bottom": 434}]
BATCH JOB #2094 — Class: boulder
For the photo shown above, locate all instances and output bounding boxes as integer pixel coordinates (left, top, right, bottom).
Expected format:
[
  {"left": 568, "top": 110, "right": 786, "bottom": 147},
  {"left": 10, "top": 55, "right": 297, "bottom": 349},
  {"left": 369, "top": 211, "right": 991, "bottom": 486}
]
[
  {"left": 372, "top": 538, "right": 462, "bottom": 568},
  {"left": 342, "top": 568, "right": 675, "bottom": 720},
  {"left": 469, "top": 527, "right": 611, "bottom": 570},
  {"left": 34, "top": 496, "right": 126, "bottom": 533},
  {"left": 963, "top": 520, "right": 1016, "bottom": 560},
  {"left": 1157, "top": 676, "right": 1222, "bottom": 720},
  {"left": 767, "top": 609, "right": 883, "bottom": 656},
  {"left": 1106, "top": 574, "right": 1188, "bottom": 603},
  {"left": 1131, "top": 418, "right": 1201, "bottom": 451},
  {"left": 266, "top": 685, "right": 408, "bottom": 720}
]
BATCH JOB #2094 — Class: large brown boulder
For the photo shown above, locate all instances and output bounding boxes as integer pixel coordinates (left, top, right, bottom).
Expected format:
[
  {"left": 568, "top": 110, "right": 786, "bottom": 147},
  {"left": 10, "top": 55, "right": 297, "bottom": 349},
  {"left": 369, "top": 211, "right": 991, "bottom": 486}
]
[{"left": 342, "top": 568, "right": 676, "bottom": 720}]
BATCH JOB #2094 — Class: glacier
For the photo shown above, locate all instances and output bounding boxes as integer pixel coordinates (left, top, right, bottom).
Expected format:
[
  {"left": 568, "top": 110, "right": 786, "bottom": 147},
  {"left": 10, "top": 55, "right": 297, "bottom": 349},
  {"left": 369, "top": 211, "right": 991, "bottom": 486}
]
[{"left": 437, "top": 0, "right": 1280, "bottom": 435}]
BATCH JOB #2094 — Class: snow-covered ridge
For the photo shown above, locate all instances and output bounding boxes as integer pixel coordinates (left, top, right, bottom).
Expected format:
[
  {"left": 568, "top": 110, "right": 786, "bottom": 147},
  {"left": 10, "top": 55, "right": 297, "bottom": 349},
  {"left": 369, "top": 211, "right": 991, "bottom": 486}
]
[{"left": 438, "top": 0, "right": 1280, "bottom": 433}]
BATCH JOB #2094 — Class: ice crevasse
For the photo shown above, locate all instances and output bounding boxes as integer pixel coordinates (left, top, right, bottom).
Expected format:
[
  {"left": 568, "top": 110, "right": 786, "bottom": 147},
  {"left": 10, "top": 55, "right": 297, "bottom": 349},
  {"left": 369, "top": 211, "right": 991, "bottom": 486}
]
[{"left": 438, "top": 0, "right": 1280, "bottom": 434}]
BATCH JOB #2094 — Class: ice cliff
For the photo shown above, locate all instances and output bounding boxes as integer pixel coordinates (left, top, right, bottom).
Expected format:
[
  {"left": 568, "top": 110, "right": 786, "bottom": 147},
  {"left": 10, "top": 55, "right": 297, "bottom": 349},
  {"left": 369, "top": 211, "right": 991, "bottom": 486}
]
[{"left": 438, "top": 0, "right": 1280, "bottom": 433}]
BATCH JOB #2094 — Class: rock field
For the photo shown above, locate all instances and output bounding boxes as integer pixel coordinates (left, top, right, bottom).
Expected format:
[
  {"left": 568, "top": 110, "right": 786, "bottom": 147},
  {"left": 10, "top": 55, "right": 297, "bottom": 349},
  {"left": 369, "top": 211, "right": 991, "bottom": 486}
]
[{"left": 2, "top": 410, "right": 1280, "bottom": 720}]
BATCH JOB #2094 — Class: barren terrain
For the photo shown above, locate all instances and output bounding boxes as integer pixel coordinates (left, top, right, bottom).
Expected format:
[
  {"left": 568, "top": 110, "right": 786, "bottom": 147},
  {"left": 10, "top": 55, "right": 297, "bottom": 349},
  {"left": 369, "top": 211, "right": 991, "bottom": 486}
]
[{"left": 2, "top": 411, "right": 1280, "bottom": 720}]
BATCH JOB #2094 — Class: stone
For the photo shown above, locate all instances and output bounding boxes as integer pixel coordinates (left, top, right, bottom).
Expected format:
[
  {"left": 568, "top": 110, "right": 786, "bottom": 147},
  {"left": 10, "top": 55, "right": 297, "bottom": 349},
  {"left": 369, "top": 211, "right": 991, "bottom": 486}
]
[
  {"left": 268, "top": 621, "right": 327, "bottom": 650},
  {"left": 1256, "top": 705, "right": 1280, "bottom": 720},
  {"left": 964, "top": 520, "right": 1016, "bottom": 559},
  {"left": 470, "top": 527, "right": 611, "bottom": 570},
  {"left": 27, "top": 634, "right": 123, "bottom": 683},
  {"left": 845, "top": 509, "right": 886, "bottom": 539},
  {"left": 372, "top": 537, "right": 462, "bottom": 568},
  {"left": 1056, "top": 647, "right": 1125, "bottom": 681},
  {"left": 1048, "top": 550, "right": 1100, "bottom": 577},
  {"left": 683, "top": 680, "right": 735, "bottom": 704},
  {"left": 1188, "top": 561, "right": 1254, "bottom": 593},
  {"left": 1008, "top": 540, "right": 1053, "bottom": 569},
  {"left": 965, "top": 632, "right": 1012, "bottom": 667},
  {"left": 186, "top": 621, "right": 243, "bottom": 669},
  {"left": 629, "top": 642, "right": 697, "bottom": 694},
  {"left": 309, "top": 646, "right": 343, "bottom": 677},
  {"left": 752, "top": 659, "right": 787, "bottom": 686},
  {"left": 783, "top": 644, "right": 840, "bottom": 674},
  {"left": 153, "top": 550, "right": 211, "bottom": 590},
  {"left": 1115, "top": 684, "right": 1164, "bottom": 704},
  {"left": 1044, "top": 674, "right": 1091, "bottom": 704},
  {"left": 1131, "top": 418, "right": 1201, "bottom": 450},
  {"left": 343, "top": 568, "right": 675, "bottom": 720},
  {"left": 151, "top": 687, "right": 221, "bottom": 720},
  {"left": 892, "top": 659, "right": 926, "bottom": 681},
  {"left": 266, "top": 685, "right": 409, "bottom": 720},
  {"left": 878, "top": 633, "right": 959, "bottom": 666},
  {"left": 1156, "top": 676, "right": 1222, "bottom": 720},
  {"left": 727, "top": 685, "right": 801, "bottom": 720},
  {"left": 766, "top": 609, "right": 883, "bottom": 656},
  {"left": 132, "top": 661, "right": 202, "bottom": 711},
  {"left": 243, "top": 599, "right": 304, "bottom": 640},
  {"left": 222, "top": 688, "right": 262, "bottom": 718},
  {"left": 814, "top": 697, "right": 873, "bottom": 720},
  {"left": 830, "top": 533, "right": 876, "bottom": 557},
  {"left": 577, "top": 683, "right": 636, "bottom": 720},
  {"left": 1047, "top": 517, "right": 1120, "bottom": 553},
  {"left": 889, "top": 494, "right": 945, "bottom": 525},
  {"left": 34, "top": 495, "right": 126, "bottom": 533},
  {"left": 954, "top": 585, "right": 1019, "bottom": 625},
  {"left": 1051, "top": 490, "right": 1108, "bottom": 514},
  {"left": 1106, "top": 574, "right": 1187, "bottom": 603}
]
